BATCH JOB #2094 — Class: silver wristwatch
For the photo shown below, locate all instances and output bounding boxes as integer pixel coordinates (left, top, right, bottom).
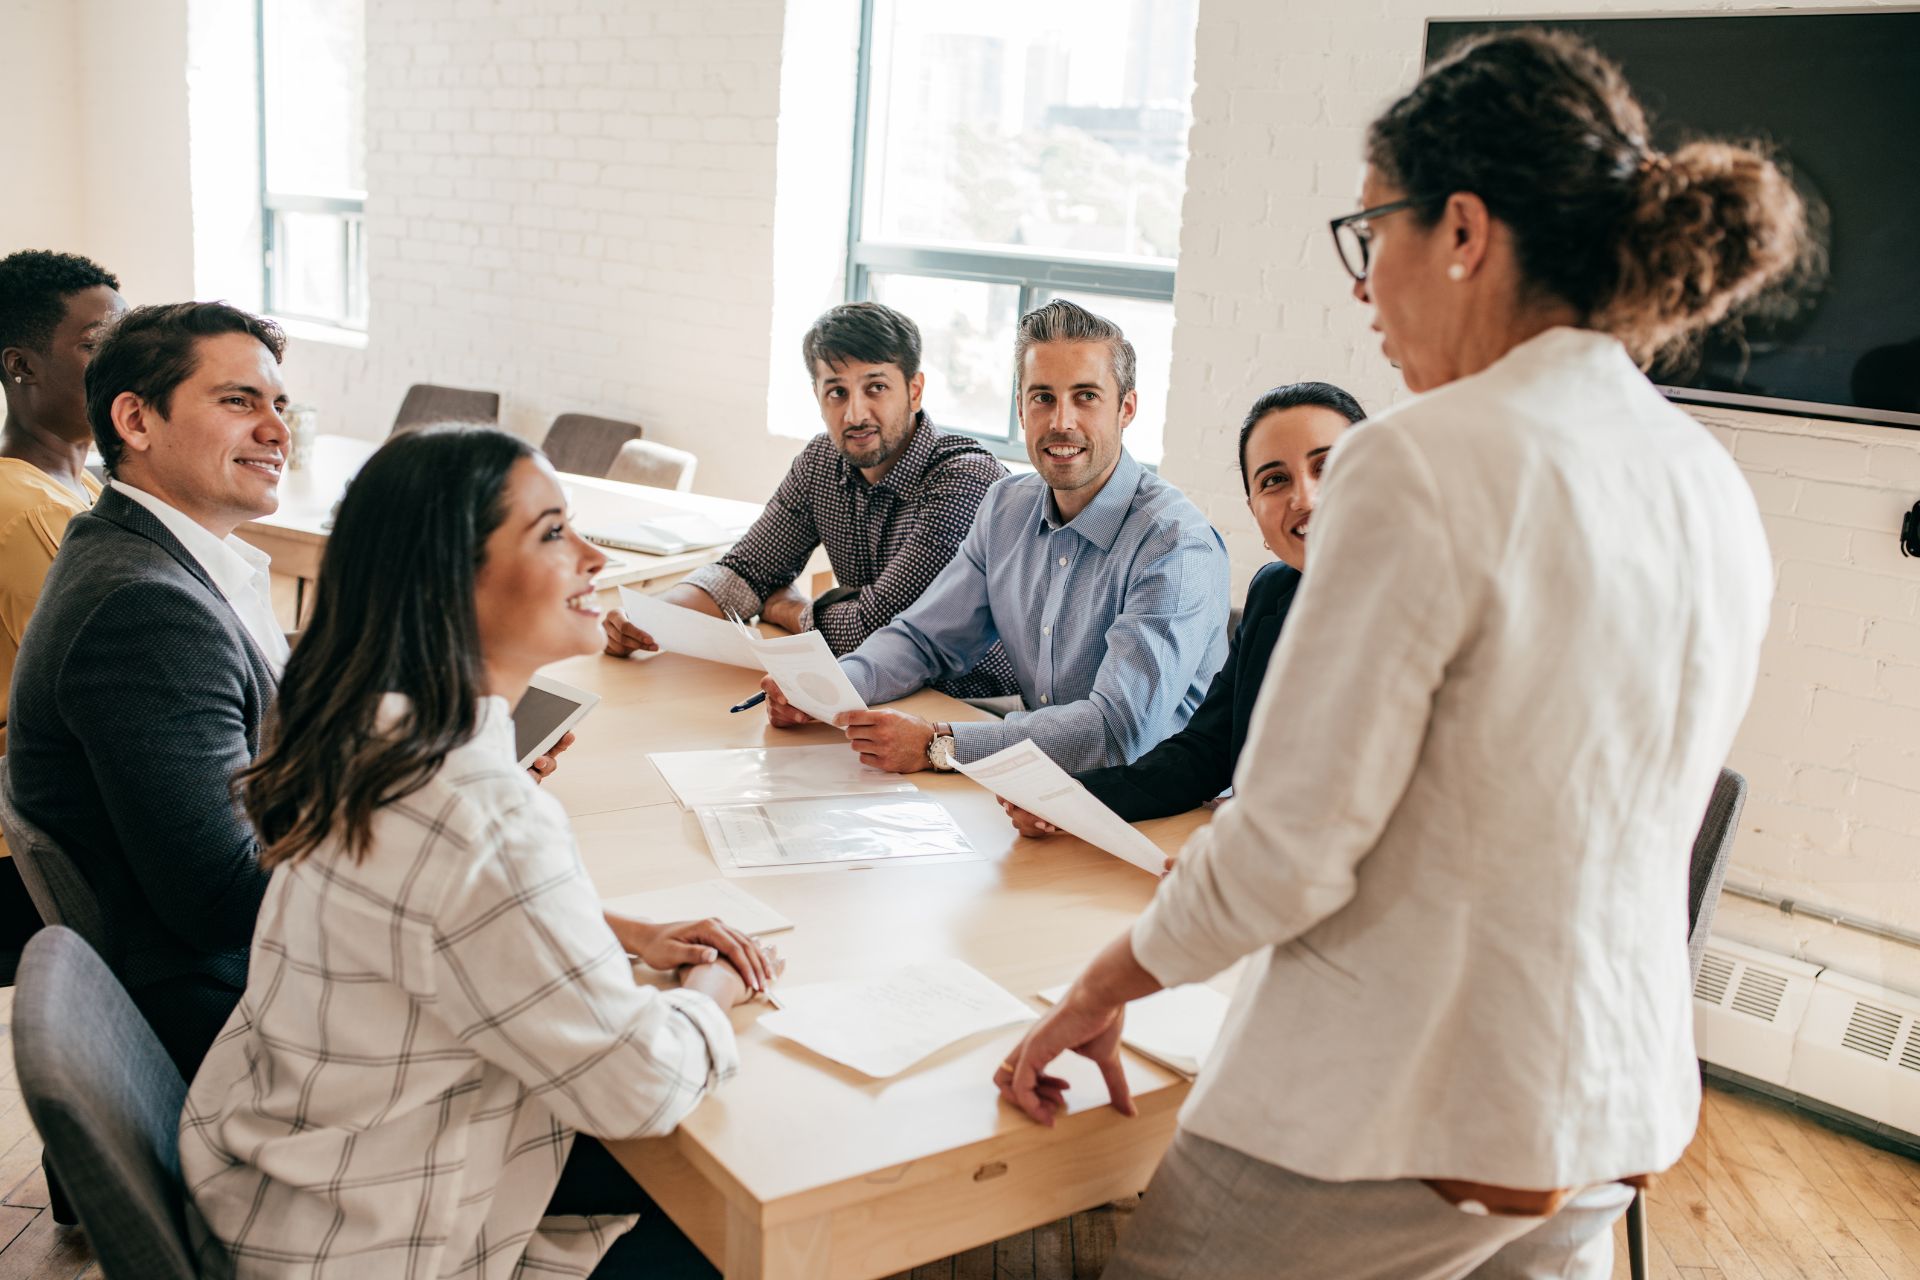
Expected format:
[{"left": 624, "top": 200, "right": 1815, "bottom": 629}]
[{"left": 926, "top": 722, "right": 958, "bottom": 771}]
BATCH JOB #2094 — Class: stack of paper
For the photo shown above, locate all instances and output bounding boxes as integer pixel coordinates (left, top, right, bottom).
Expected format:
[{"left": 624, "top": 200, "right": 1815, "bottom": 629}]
[
  {"left": 761, "top": 959, "right": 1037, "bottom": 1077},
  {"left": 603, "top": 878, "right": 794, "bottom": 936},
  {"left": 616, "top": 586, "right": 869, "bottom": 724},
  {"left": 1036, "top": 982, "right": 1231, "bottom": 1078},
  {"left": 953, "top": 739, "right": 1168, "bottom": 876},
  {"left": 649, "top": 745, "right": 914, "bottom": 810}
]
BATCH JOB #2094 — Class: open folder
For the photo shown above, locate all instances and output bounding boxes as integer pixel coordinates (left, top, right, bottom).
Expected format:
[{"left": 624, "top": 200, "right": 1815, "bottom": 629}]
[{"left": 952, "top": 739, "right": 1167, "bottom": 876}]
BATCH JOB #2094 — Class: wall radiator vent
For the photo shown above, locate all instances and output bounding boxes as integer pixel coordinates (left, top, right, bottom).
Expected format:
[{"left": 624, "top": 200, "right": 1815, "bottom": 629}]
[
  {"left": 1787, "top": 968, "right": 1920, "bottom": 1137},
  {"left": 1693, "top": 937, "right": 1820, "bottom": 1088},
  {"left": 1730, "top": 967, "right": 1790, "bottom": 1023},
  {"left": 1840, "top": 1002, "right": 1904, "bottom": 1062},
  {"left": 1694, "top": 951, "right": 1734, "bottom": 1006}
]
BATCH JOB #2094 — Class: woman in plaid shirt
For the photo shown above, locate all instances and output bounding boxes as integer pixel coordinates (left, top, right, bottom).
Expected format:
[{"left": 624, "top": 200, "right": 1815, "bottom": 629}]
[{"left": 180, "top": 427, "right": 774, "bottom": 1279}]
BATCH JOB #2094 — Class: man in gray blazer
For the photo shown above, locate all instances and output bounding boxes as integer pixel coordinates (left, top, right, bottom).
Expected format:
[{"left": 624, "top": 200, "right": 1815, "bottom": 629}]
[{"left": 8, "top": 301, "right": 291, "bottom": 1076}]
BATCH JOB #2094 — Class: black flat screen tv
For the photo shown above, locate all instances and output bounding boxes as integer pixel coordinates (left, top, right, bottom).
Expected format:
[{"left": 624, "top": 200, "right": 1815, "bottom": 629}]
[{"left": 1425, "top": 11, "right": 1920, "bottom": 430}]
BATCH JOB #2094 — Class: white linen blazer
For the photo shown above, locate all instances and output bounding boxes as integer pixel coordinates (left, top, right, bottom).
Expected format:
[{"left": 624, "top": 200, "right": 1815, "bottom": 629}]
[{"left": 1133, "top": 326, "right": 1772, "bottom": 1189}]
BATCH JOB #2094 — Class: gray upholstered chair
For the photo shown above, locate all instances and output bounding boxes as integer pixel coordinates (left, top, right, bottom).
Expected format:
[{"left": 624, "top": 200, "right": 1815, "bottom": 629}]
[
  {"left": 1625, "top": 766, "right": 1747, "bottom": 1280},
  {"left": 389, "top": 383, "right": 500, "bottom": 436},
  {"left": 542, "top": 412, "right": 645, "bottom": 477},
  {"left": 13, "top": 927, "right": 208, "bottom": 1279},
  {"left": 0, "top": 757, "right": 112, "bottom": 963},
  {"left": 606, "top": 438, "right": 698, "bottom": 492}
]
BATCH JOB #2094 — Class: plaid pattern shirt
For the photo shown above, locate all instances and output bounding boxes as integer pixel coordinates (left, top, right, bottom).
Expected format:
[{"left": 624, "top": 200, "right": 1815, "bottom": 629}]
[
  {"left": 683, "top": 413, "right": 1019, "bottom": 699},
  {"left": 179, "top": 696, "right": 737, "bottom": 1279}
]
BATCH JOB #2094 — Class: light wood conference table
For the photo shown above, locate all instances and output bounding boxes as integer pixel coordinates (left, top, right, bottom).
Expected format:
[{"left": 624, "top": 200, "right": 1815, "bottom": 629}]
[
  {"left": 536, "top": 633, "right": 1216, "bottom": 1280},
  {"left": 245, "top": 433, "right": 768, "bottom": 590}
]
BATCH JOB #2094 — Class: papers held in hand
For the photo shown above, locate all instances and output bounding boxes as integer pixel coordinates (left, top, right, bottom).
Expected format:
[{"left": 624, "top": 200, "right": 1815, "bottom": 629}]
[
  {"left": 614, "top": 586, "right": 871, "bottom": 724},
  {"left": 617, "top": 586, "right": 760, "bottom": 669},
  {"left": 952, "top": 739, "right": 1167, "bottom": 876},
  {"left": 1036, "top": 982, "right": 1230, "bottom": 1079},
  {"left": 760, "top": 959, "right": 1037, "bottom": 1078}
]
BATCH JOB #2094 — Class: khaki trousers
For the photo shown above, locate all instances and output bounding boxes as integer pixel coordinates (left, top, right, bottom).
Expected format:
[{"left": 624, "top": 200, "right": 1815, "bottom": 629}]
[{"left": 1102, "top": 1131, "right": 1634, "bottom": 1280}]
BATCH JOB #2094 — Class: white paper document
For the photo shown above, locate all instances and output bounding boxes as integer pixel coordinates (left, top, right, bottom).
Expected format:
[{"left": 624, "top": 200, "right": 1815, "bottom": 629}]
[
  {"left": 761, "top": 959, "right": 1037, "bottom": 1077},
  {"left": 616, "top": 586, "right": 760, "bottom": 669},
  {"left": 1037, "top": 982, "right": 1231, "bottom": 1078},
  {"left": 953, "top": 739, "right": 1167, "bottom": 876},
  {"left": 649, "top": 745, "right": 915, "bottom": 810},
  {"left": 696, "top": 794, "right": 979, "bottom": 876},
  {"left": 741, "top": 629, "right": 868, "bottom": 724},
  {"left": 602, "top": 878, "right": 794, "bottom": 937}
]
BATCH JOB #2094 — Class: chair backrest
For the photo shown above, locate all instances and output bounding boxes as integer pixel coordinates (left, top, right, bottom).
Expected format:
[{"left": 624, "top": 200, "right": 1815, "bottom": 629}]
[
  {"left": 13, "top": 927, "right": 202, "bottom": 1280},
  {"left": 1686, "top": 767, "right": 1747, "bottom": 982},
  {"left": 0, "top": 757, "right": 114, "bottom": 963},
  {"left": 542, "top": 413, "right": 646, "bottom": 477},
  {"left": 390, "top": 383, "right": 501, "bottom": 436},
  {"left": 606, "top": 438, "right": 698, "bottom": 492}
]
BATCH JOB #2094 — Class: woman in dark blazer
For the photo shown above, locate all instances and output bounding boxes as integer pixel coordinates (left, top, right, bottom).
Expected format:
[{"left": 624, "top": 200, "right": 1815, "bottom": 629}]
[{"left": 1003, "top": 381, "right": 1365, "bottom": 832}]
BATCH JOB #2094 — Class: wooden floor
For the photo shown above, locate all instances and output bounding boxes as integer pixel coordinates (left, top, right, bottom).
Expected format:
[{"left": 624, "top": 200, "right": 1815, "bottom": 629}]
[{"left": 0, "top": 974, "right": 1912, "bottom": 1280}]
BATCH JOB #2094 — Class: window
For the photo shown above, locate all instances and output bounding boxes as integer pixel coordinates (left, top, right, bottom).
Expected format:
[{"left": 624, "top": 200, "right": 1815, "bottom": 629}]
[
  {"left": 258, "top": 0, "right": 367, "bottom": 330},
  {"left": 846, "top": 0, "right": 1199, "bottom": 464}
]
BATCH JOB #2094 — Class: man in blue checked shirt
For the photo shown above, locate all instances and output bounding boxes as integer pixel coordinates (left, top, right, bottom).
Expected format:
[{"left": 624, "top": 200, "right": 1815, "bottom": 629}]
[{"left": 761, "top": 299, "right": 1230, "bottom": 775}]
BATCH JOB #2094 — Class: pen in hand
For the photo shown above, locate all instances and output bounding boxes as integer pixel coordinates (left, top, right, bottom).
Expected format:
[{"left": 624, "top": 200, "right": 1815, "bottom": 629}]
[{"left": 729, "top": 691, "right": 767, "bottom": 714}]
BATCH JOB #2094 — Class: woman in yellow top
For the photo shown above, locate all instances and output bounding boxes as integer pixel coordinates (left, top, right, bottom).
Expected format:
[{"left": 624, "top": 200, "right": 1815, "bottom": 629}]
[{"left": 0, "top": 250, "right": 126, "bottom": 751}]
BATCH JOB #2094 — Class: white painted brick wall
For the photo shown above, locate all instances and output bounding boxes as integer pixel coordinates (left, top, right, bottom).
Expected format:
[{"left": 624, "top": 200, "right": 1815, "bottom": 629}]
[
  {"left": 284, "top": 0, "right": 798, "bottom": 501},
  {"left": 1170, "top": 0, "right": 1920, "bottom": 988}
]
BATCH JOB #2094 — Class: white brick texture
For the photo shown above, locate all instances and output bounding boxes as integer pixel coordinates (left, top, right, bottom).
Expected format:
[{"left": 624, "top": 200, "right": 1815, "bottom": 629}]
[
  {"left": 1169, "top": 0, "right": 1920, "bottom": 973},
  {"left": 284, "top": 0, "right": 797, "bottom": 501}
]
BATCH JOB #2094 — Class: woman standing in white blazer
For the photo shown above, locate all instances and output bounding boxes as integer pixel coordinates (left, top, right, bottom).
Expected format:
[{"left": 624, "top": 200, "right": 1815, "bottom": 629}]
[{"left": 994, "top": 29, "right": 1812, "bottom": 1280}]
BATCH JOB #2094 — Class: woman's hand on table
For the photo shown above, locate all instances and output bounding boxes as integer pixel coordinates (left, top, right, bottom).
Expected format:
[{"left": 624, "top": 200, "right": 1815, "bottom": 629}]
[
  {"left": 1000, "top": 799, "right": 1060, "bottom": 838},
  {"left": 609, "top": 913, "right": 777, "bottom": 993},
  {"left": 994, "top": 932, "right": 1163, "bottom": 1125},
  {"left": 681, "top": 945, "right": 784, "bottom": 1009},
  {"left": 995, "top": 986, "right": 1132, "bottom": 1127},
  {"left": 761, "top": 676, "right": 816, "bottom": 728}
]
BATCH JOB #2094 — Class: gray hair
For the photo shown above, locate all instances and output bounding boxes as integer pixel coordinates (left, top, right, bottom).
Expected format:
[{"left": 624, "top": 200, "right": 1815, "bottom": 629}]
[{"left": 1013, "top": 299, "right": 1136, "bottom": 398}]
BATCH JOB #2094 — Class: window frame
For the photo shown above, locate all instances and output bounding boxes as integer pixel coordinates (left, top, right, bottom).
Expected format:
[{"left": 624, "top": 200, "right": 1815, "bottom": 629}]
[
  {"left": 843, "top": 0, "right": 1181, "bottom": 463},
  {"left": 255, "top": 0, "right": 369, "bottom": 333}
]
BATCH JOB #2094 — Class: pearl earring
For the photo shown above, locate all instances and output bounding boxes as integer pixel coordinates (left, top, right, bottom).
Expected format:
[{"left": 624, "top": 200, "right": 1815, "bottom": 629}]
[{"left": 1447, "top": 263, "right": 1467, "bottom": 281}]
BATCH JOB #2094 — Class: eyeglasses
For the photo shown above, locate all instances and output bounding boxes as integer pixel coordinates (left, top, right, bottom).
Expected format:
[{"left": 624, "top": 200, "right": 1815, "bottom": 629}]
[{"left": 1328, "top": 198, "right": 1417, "bottom": 284}]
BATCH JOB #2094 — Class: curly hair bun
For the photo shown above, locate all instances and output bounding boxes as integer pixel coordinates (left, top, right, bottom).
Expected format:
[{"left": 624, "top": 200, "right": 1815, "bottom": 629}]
[{"left": 1604, "top": 141, "right": 1810, "bottom": 365}]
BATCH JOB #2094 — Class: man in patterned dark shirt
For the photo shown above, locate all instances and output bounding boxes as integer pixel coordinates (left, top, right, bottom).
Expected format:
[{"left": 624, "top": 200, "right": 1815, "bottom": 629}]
[{"left": 601, "top": 301, "right": 1019, "bottom": 698}]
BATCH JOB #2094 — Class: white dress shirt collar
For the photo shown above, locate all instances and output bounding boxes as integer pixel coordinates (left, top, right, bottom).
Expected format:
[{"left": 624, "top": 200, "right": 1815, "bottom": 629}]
[{"left": 108, "top": 479, "right": 291, "bottom": 674}]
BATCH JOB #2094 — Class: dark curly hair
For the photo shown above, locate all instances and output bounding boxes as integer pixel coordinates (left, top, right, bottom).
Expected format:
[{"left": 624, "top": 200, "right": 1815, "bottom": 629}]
[
  {"left": 0, "top": 250, "right": 121, "bottom": 354},
  {"left": 802, "top": 301, "right": 922, "bottom": 382},
  {"left": 85, "top": 301, "right": 287, "bottom": 477},
  {"left": 1368, "top": 29, "right": 1812, "bottom": 366}
]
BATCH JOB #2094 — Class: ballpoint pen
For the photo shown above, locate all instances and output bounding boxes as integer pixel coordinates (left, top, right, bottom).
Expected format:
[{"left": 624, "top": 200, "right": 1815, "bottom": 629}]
[{"left": 729, "top": 691, "right": 768, "bottom": 713}]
